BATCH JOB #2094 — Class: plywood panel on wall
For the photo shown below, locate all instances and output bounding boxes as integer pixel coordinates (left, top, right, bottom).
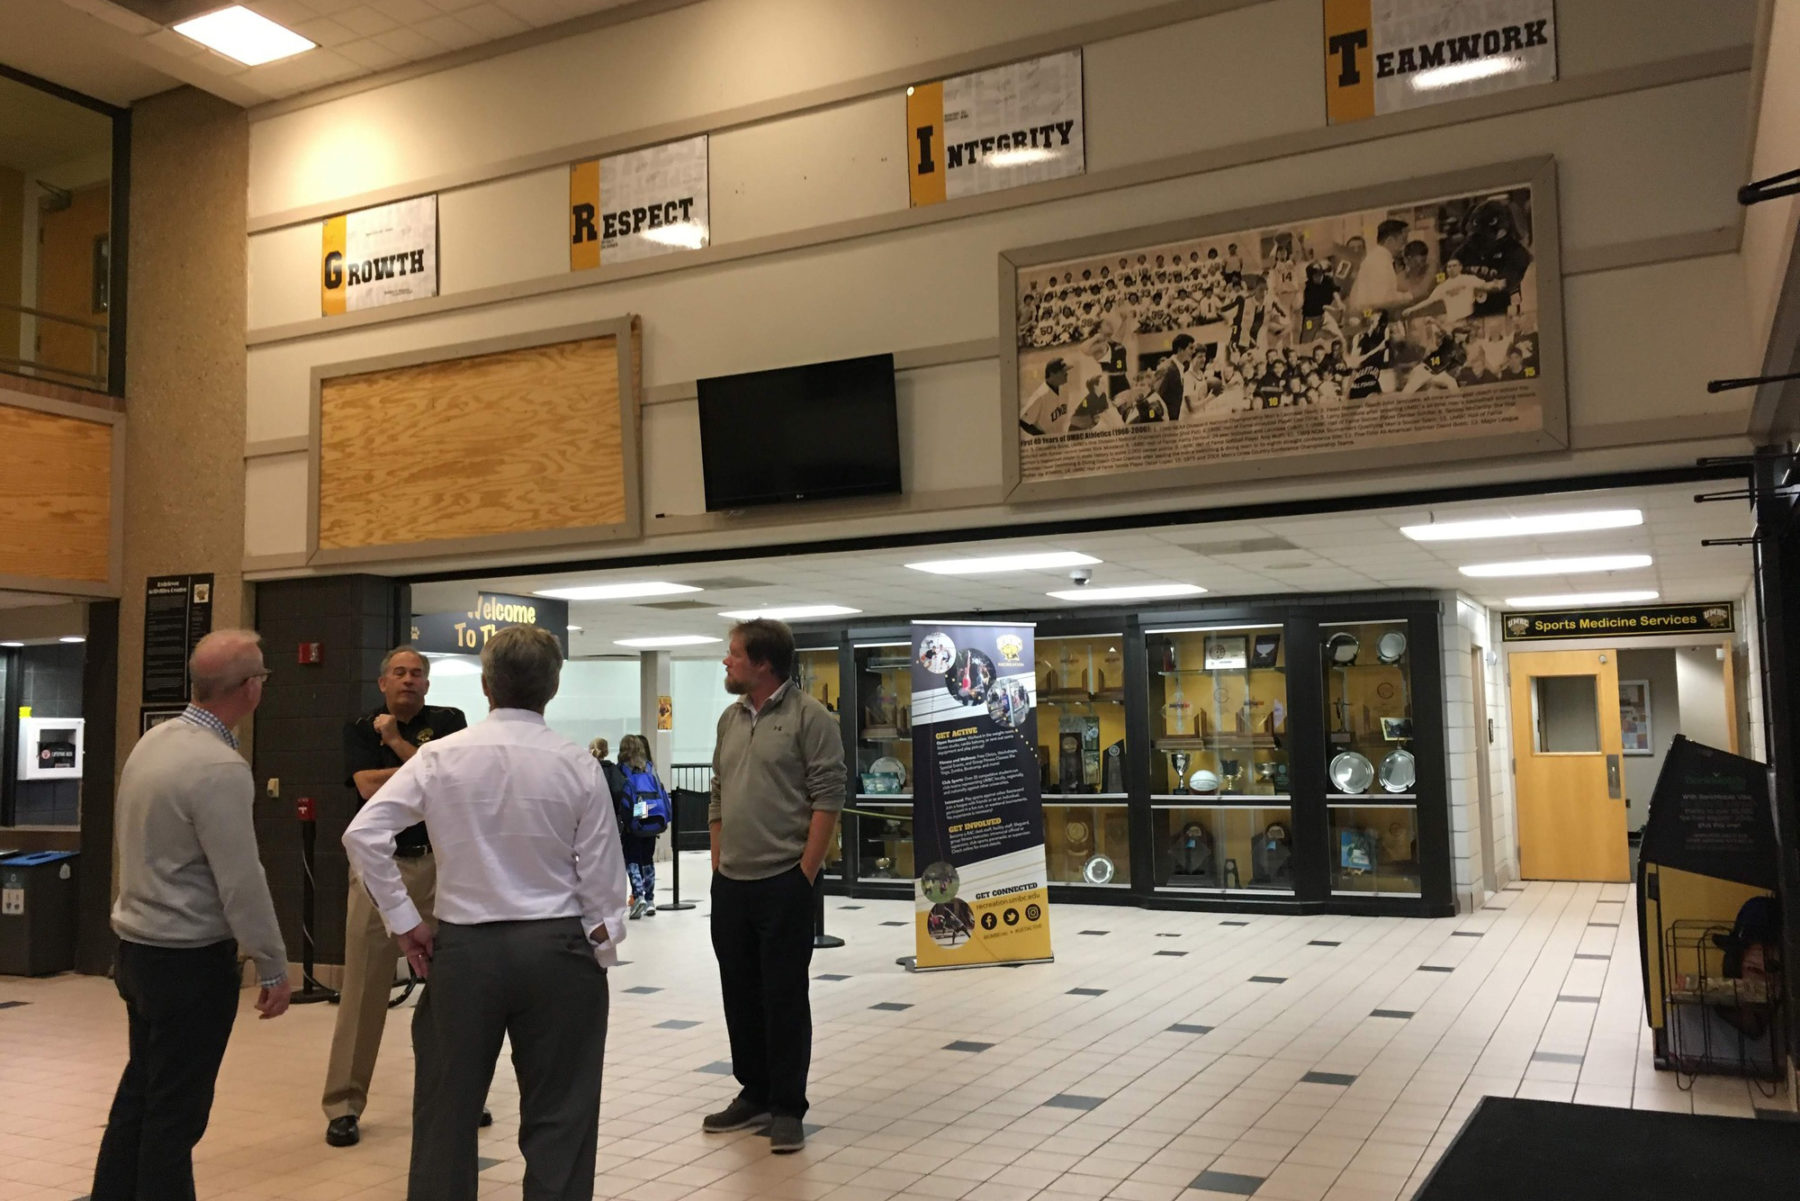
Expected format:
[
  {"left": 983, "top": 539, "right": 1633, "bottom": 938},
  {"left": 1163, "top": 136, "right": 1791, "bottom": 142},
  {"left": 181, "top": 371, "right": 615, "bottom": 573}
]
[
  {"left": 0, "top": 404, "right": 113, "bottom": 582},
  {"left": 316, "top": 334, "right": 628, "bottom": 551}
]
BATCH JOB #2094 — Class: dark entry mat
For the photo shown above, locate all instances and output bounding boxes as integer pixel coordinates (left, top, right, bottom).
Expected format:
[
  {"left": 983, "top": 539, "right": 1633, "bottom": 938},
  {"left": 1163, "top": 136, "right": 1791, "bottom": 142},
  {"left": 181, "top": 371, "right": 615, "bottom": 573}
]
[{"left": 1416, "top": 1098, "right": 1799, "bottom": 1201}]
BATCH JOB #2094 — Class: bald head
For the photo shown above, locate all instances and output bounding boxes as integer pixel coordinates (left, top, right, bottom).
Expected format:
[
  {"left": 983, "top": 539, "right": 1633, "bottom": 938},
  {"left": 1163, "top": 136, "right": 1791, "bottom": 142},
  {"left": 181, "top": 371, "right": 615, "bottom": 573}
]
[{"left": 190, "top": 630, "right": 266, "bottom": 704}]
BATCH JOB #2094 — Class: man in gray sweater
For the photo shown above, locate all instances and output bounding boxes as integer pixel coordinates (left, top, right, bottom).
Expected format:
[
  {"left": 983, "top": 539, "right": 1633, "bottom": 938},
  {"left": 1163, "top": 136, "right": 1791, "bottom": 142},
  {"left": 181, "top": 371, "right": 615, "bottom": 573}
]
[
  {"left": 92, "top": 629, "right": 290, "bottom": 1201},
  {"left": 703, "top": 618, "right": 844, "bottom": 1154}
]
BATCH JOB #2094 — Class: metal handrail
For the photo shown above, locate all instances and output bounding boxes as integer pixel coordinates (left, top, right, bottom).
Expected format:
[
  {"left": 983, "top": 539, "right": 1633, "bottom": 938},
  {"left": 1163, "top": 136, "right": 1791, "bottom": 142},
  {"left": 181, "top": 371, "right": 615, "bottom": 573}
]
[{"left": 0, "top": 301, "right": 108, "bottom": 334}]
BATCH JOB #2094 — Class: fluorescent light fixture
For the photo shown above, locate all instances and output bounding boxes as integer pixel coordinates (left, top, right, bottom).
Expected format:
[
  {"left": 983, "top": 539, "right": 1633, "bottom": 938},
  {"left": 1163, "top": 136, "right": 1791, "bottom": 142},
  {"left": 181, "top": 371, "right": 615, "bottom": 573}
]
[
  {"left": 1411, "top": 56, "right": 1521, "bottom": 92},
  {"left": 639, "top": 222, "right": 707, "bottom": 250},
  {"left": 718, "top": 605, "right": 862, "bottom": 621},
  {"left": 1460, "top": 554, "right": 1653, "bottom": 578},
  {"left": 0, "top": 641, "right": 22, "bottom": 648},
  {"left": 535, "top": 582, "right": 700, "bottom": 601},
  {"left": 1401, "top": 509, "right": 1643, "bottom": 542},
  {"left": 986, "top": 148, "right": 1058, "bottom": 168},
  {"left": 1504, "top": 590, "right": 1661, "bottom": 608},
  {"left": 566, "top": 625, "right": 583, "bottom": 633},
  {"left": 614, "top": 635, "right": 722, "bottom": 648},
  {"left": 173, "top": 5, "right": 316, "bottom": 66},
  {"left": 422, "top": 655, "right": 481, "bottom": 677},
  {"left": 60, "top": 636, "right": 86, "bottom": 643},
  {"left": 907, "top": 551, "right": 1100, "bottom": 575},
  {"left": 1046, "top": 584, "right": 1207, "bottom": 602}
]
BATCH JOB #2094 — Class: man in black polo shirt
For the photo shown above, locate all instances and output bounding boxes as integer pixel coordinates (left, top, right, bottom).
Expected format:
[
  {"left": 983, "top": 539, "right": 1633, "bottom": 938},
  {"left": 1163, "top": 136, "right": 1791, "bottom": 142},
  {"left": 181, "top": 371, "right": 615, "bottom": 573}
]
[{"left": 321, "top": 645, "right": 473, "bottom": 1148}]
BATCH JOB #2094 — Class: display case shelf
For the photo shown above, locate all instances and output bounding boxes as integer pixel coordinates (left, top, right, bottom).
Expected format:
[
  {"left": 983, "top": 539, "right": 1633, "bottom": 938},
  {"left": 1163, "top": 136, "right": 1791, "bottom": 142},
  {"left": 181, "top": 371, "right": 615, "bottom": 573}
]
[
  {"left": 1157, "top": 667, "right": 1286, "bottom": 677},
  {"left": 1153, "top": 794, "right": 1292, "bottom": 804},
  {"left": 1040, "top": 689, "right": 1127, "bottom": 705},
  {"left": 1154, "top": 735, "right": 1279, "bottom": 751},
  {"left": 1328, "top": 793, "right": 1416, "bottom": 802},
  {"left": 854, "top": 794, "right": 913, "bottom": 802}
]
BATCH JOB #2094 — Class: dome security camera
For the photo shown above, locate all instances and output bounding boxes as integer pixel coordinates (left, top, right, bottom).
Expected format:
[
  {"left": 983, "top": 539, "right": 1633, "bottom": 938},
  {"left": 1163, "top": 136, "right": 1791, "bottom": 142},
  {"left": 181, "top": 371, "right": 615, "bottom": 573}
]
[{"left": 1068, "top": 568, "right": 1093, "bottom": 586}]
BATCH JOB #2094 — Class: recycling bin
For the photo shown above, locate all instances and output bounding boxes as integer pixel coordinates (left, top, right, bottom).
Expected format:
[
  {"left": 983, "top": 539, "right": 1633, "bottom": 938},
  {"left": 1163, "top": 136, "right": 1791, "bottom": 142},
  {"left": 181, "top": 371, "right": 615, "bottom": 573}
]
[{"left": 0, "top": 850, "right": 78, "bottom": 975}]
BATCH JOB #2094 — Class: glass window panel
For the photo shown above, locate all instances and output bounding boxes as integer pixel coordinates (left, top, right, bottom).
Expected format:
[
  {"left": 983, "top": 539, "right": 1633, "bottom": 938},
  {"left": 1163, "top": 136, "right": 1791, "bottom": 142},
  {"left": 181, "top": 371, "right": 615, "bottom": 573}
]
[
  {"left": 1533, "top": 675, "right": 1601, "bottom": 753},
  {"left": 854, "top": 643, "right": 913, "bottom": 881},
  {"left": 1329, "top": 805, "right": 1421, "bottom": 896},
  {"left": 1037, "top": 635, "right": 1128, "bottom": 797},
  {"left": 1146, "top": 625, "right": 1288, "bottom": 797},
  {"left": 1153, "top": 805, "right": 1294, "bottom": 893},
  {"left": 1043, "top": 803, "right": 1131, "bottom": 885},
  {"left": 1321, "top": 619, "right": 1414, "bottom": 798},
  {"left": 794, "top": 648, "right": 845, "bottom": 875}
]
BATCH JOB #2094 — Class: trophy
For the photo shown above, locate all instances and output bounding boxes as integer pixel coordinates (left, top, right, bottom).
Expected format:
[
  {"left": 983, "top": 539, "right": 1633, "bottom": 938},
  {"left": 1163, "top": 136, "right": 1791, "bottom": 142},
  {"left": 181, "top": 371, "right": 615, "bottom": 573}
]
[
  {"left": 1219, "top": 758, "right": 1243, "bottom": 792},
  {"left": 1171, "top": 751, "right": 1191, "bottom": 794}
]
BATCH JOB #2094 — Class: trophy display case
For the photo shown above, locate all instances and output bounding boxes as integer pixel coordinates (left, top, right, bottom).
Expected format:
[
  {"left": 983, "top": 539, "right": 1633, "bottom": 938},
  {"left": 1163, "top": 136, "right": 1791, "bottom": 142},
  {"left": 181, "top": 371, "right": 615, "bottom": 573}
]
[
  {"left": 794, "top": 646, "right": 845, "bottom": 878},
  {"left": 1037, "top": 634, "right": 1130, "bottom": 886},
  {"left": 1318, "top": 619, "right": 1419, "bottom": 897},
  {"left": 853, "top": 641, "right": 913, "bottom": 881}
]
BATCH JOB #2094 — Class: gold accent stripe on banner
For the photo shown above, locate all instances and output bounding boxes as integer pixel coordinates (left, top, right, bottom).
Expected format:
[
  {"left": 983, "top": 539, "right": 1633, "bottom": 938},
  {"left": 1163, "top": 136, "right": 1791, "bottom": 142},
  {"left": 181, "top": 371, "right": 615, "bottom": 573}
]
[
  {"left": 320, "top": 214, "right": 347, "bottom": 317},
  {"left": 1323, "top": 0, "right": 1375, "bottom": 125},
  {"left": 570, "top": 159, "right": 601, "bottom": 272},
  {"left": 907, "top": 81, "right": 948, "bottom": 208}
]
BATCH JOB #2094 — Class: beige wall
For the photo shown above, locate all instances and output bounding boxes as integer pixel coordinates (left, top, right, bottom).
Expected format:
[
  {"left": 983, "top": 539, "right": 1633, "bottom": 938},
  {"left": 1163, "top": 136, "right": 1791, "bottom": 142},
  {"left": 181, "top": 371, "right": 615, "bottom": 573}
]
[
  {"left": 118, "top": 88, "right": 250, "bottom": 767},
  {"left": 1617, "top": 648, "right": 1680, "bottom": 831},
  {"left": 1674, "top": 644, "right": 1732, "bottom": 754}
]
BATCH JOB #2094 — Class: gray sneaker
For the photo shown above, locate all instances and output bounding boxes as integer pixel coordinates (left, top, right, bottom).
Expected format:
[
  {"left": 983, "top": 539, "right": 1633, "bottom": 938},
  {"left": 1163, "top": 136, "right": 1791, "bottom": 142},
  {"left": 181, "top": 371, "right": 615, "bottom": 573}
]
[
  {"left": 768, "top": 1115, "right": 805, "bottom": 1153},
  {"left": 702, "top": 1096, "right": 770, "bottom": 1133}
]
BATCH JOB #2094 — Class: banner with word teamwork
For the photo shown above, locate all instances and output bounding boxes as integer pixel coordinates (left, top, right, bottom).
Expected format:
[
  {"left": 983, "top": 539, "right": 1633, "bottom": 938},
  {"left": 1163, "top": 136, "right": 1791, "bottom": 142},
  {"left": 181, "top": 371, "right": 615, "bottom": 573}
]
[
  {"left": 907, "top": 50, "right": 1084, "bottom": 207},
  {"left": 910, "top": 619, "right": 1053, "bottom": 970},
  {"left": 570, "top": 135, "right": 710, "bottom": 270},
  {"left": 321, "top": 195, "right": 438, "bottom": 316},
  {"left": 1324, "top": 0, "right": 1557, "bottom": 124}
]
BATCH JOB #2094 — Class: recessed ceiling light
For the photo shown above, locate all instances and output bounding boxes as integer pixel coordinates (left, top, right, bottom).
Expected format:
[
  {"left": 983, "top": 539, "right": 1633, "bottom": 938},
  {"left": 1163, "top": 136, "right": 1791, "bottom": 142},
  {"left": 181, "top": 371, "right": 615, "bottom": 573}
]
[
  {"left": 173, "top": 5, "right": 316, "bottom": 66},
  {"left": 535, "top": 582, "right": 700, "bottom": 601},
  {"left": 1401, "top": 509, "right": 1643, "bottom": 541},
  {"left": 906, "top": 551, "right": 1101, "bottom": 575},
  {"left": 614, "top": 635, "right": 723, "bottom": 648},
  {"left": 1046, "top": 584, "right": 1207, "bottom": 602},
  {"left": 1459, "top": 554, "right": 1652, "bottom": 578},
  {"left": 1504, "top": 590, "right": 1662, "bottom": 608},
  {"left": 60, "top": 636, "right": 86, "bottom": 643},
  {"left": 718, "top": 605, "right": 862, "bottom": 621}
]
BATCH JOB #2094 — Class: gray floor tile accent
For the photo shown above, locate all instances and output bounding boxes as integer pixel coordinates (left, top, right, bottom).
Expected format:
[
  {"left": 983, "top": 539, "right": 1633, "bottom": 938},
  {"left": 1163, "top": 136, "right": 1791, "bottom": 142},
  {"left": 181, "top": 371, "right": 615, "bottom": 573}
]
[
  {"left": 1532, "top": 1051, "right": 1585, "bottom": 1065},
  {"left": 478, "top": 1156, "right": 501, "bottom": 1171},
  {"left": 1067, "top": 987, "right": 1107, "bottom": 996},
  {"left": 1191, "top": 1169, "right": 1265, "bottom": 1194},
  {"left": 1221, "top": 920, "right": 1251, "bottom": 926},
  {"left": 1301, "top": 1071, "right": 1357, "bottom": 1086},
  {"left": 1418, "top": 965, "right": 1455, "bottom": 972},
  {"left": 1155, "top": 950, "right": 1188, "bottom": 957},
  {"left": 839, "top": 905, "right": 864, "bottom": 910},
  {"left": 1168, "top": 1023, "right": 1213, "bottom": 1034},
  {"left": 1309, "top": 940, "right": 1341, "bottom": 947},
  {"left": 1043, "top": 1093, "right": 1106, "bottom": 1110},
  {"left": 624, "top": 986, "right": 661, "bottom": 994},
  {"left": 1452, "top": 930, "right": 1484, "bottom": 937},
  {"left": 1557, "top": 995, "right": 1601, "bottom": 1004},
  {"left": 698, "top": 1061, "right": 733, "bottom": 1074},
  {"left": 1371, "top": 1009, "right": 1414, "bottom": 1019},
  {"left": 880, "top": 920, "right": 909, "bottom": 927},
  {"left": 870, "top": 1002, "right": 912, "bottom": 1011},
  {"left": 944, "top": 1040, "right": 994, "bottom": 1053},
  {"left": 1575, "top": 952, "right": 1611, "bottom": 960},
  {"left": 1588, "top": 922, "right": 1620, "bottom": 927},
  {"left": 1250, "top": 975, "right": 1287, "bottom": 984},
  {"left": 656, "top": 1019, "right": 700, "bottom": 1029},
  {"left": 815, "top": 973, "right": 850, "bottom": 981},
  {"left": 1156, "top": 932, "right": 1181, "bottom": 938},
  {"left": 1079, "top": 930, "right": 1109, "bottom": 936}
]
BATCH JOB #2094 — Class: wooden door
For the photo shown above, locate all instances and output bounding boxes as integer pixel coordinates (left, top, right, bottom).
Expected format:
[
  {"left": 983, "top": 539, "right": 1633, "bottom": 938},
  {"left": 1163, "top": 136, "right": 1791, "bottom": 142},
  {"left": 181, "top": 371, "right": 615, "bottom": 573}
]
[
  {"left": 1509, "top": 648, "right": 1629, "bottom": 882},
  {"left": 35, "top": 182, "right": 109, "bottom": 385}
]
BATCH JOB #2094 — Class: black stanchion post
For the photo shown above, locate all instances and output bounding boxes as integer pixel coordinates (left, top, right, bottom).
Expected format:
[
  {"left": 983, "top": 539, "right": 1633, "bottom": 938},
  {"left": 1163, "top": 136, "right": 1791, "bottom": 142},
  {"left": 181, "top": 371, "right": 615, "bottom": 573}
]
[
  {"left": 292, "top": 796, "right": 338, "bottom": 1004},
  {"left": 813, "top": 875, "right": 844, "bottom": 949},
  {"left": 659, "top": 790, "right": 695, "bottom": 912}
]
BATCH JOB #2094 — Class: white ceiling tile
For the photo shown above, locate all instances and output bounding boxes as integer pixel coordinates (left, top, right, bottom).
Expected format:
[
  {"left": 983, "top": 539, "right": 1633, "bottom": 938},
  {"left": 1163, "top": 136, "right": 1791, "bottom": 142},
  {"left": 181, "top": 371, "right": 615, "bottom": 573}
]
[
  {"left": 289, "top": 16, "right": 359, "bottom": 47},
  {"left": 454, "top": 4, "right": 537, "bottom": 39},
  {"left": 371, "top": 24, "right": 440, "bottom": 56},
  {"left": 334, "top": 5, "right": 400, "bottom": 37},
  {"left": 415, "top": 12, "right": 483, "bottom": 49},
  {"left": 335, "top": 36, "right": 405, "bottom": 68},
  {"left": 369, "top": 0, "right": 442, "bottom": 22}
]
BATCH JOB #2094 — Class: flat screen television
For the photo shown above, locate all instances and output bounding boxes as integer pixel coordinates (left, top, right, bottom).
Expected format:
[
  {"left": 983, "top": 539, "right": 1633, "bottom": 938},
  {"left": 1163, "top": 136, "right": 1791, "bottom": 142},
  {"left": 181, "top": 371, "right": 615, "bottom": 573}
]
[{"left": 696, "top": 352, "right": 901, "bottom": 511}]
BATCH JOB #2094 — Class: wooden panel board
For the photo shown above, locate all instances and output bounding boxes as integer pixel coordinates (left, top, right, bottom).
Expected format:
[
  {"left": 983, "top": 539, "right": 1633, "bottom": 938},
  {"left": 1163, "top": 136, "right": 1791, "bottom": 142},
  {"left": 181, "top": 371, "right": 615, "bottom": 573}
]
[
  {"left": 317, "top": 335, "right": 626, "bottom": 550},
  {"left": 0, "top": 403, "right": 114, "bottom": 583},
  {"left": 1509, "top": 648, "right": 1629, "bottom": 882}
]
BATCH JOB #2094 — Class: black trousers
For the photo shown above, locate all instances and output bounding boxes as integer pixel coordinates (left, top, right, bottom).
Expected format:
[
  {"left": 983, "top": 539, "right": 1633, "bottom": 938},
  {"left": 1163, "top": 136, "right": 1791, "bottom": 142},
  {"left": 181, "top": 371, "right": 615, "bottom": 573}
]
[
  {"left": 409, "top": 919, "right": 609, "bottom": 1201},
  {"left": 710, "top": 865, "right": 816, "bottom": 1118},
  {"left": 91, "top": 939, "right": 241, "bottom": 1201}
]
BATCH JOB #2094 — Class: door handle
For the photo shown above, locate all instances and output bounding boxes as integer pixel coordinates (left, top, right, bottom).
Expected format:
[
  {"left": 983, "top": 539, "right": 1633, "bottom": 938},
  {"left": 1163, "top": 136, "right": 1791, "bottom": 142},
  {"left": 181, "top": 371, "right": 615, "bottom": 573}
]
[{"left": 1607, "top": 755, "right": 1621, "bottom": 800}]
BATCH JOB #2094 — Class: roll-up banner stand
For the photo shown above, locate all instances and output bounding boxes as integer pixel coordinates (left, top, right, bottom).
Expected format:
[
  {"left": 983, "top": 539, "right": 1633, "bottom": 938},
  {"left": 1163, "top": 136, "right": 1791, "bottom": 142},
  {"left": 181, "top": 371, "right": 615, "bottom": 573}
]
[{"left": 909, "top": 620, "right": 1054, "bottom": 970}]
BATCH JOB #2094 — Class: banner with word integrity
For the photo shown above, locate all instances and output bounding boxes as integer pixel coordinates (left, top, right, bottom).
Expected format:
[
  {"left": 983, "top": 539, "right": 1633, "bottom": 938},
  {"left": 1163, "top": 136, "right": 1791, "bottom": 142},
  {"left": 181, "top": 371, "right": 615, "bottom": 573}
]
[
  {"left": 570, "top": 135, "right": 709, "bottom": 269},
  {"left": 910, "top": 620, "right": 1053, "bottom": 970},
  {"left": 907, "top": 50, "right": 1083, "bottom": 207},
  {"left": 321, "top": 195, "right": 437, "bottom": 316}
]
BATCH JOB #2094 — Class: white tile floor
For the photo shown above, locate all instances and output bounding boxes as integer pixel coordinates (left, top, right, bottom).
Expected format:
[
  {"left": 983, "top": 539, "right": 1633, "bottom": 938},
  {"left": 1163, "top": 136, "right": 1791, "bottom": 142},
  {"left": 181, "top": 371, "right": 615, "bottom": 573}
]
[{"left": 0, "top": 866, "right": 1789, "bottom": 1201}]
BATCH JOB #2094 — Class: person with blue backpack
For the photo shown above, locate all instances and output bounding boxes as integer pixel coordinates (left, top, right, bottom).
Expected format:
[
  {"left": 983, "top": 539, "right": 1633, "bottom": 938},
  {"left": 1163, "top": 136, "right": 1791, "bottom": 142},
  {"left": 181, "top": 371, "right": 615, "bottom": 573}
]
[{"left": 616, "top": 734, "right": 672, "bottom": 918}]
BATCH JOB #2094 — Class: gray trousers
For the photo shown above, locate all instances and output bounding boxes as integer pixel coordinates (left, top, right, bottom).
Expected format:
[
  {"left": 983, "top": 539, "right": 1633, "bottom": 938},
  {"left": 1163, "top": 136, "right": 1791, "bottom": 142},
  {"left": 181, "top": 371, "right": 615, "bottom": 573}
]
[{"left": 409, "top": 919, "right": 608, "bottom": 1201}]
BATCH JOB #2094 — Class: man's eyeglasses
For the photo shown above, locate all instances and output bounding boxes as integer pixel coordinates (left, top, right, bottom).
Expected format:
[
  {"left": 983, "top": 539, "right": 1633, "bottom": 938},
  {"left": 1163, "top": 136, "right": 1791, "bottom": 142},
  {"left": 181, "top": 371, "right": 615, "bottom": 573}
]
[{"left": 241, "top": 670, "right": 273, "bottom": 686}]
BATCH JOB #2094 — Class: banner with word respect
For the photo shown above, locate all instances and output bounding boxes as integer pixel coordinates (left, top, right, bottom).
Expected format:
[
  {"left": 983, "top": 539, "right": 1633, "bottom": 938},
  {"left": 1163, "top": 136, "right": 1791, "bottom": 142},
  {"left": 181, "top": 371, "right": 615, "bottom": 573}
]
[
  {"left": 321, "top": 195, "right": 437, "bottom": 315},
  {"left": 909, "top": 619, "right": 1053, "bottom": 970},
  {"left": 571, "top": 135, "right": 709, "bottom": 269}
]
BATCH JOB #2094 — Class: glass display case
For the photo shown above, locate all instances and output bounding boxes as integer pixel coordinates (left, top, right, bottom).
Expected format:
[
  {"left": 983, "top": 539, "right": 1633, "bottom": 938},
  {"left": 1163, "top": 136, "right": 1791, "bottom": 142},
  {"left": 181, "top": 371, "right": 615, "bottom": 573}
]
[
  {"left": 794, "top": 646, "right": 845, "bottom": 877},
  {"left": 1038, "top": 634, "right": 1130, "bottom": 885},
  {"left": 853, "top": 641, "right": 914, "bottom": 882},
  {"left": 1319, "top": 618, "right": 1418, "bottom": 896},
  {"left": 1146, "top": 624, "right": 1292, "bottom": 893}
]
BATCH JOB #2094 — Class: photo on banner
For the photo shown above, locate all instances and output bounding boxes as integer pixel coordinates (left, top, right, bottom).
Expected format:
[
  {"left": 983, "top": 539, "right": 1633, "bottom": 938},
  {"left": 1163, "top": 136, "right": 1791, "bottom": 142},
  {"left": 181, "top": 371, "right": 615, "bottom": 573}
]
[
  {"left": 1324, "top": 0, "right": 1558, "bottom": 124},
  {"left": 907, "top": 50, "right": 1084, "bottom": 207},
  {"left": 320, "top": 195, "right": 438, "bottom": 316},
  {"left": 909, "top": 620, "right": 1053, "bottom": 970},
  {"left": 1002, "top": 158, "right": 1566, "bottom": 502},
  {"left": 570, "top": 135, "right": 710, "bottom": 270}
]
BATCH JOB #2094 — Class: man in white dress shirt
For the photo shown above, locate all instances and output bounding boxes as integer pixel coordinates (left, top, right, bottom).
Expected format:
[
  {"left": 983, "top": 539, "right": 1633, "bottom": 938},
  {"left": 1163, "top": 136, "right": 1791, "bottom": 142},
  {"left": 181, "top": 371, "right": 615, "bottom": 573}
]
[{"left": 344, "top": 626, "right": 629, "bottom": 1201}]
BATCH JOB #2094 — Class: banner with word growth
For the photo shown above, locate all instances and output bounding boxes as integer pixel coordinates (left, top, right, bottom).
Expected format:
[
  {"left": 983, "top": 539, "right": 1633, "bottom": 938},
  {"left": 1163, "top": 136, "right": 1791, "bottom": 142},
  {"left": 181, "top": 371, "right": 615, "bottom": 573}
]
[{"left": 321, "top": 195, "right": 438, "bottom": 316}]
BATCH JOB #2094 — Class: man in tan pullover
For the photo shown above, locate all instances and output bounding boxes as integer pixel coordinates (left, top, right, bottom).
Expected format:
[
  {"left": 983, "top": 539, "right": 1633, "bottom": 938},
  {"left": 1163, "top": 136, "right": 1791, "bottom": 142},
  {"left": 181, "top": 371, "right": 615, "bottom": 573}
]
[{"left": 92, "top": 629, "right": 290, "bottom": 1201}]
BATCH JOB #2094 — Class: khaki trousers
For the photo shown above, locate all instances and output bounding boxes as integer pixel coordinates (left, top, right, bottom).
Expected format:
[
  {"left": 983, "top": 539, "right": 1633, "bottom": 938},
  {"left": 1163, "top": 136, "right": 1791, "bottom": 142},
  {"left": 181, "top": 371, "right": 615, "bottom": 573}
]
[{"left": 321, "top": 853, "right": 438, "bottom": 1120}]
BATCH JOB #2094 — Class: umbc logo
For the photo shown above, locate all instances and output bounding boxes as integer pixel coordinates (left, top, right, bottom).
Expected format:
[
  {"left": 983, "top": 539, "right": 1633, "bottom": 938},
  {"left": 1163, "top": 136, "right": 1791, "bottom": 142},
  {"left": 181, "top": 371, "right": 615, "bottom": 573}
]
[{"left": 996, "top": 634, "right": 1024, "bottom": 664}]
